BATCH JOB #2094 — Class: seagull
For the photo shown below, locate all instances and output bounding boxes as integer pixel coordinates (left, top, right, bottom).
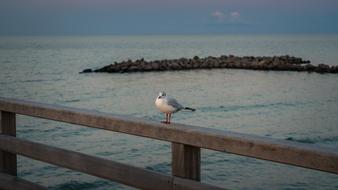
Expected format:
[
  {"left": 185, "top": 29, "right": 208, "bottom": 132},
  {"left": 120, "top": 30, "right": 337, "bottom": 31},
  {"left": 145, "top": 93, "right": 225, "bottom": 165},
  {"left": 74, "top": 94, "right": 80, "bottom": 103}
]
[{"left": 155, "top": 92, "right": 195, "bottom": 124}]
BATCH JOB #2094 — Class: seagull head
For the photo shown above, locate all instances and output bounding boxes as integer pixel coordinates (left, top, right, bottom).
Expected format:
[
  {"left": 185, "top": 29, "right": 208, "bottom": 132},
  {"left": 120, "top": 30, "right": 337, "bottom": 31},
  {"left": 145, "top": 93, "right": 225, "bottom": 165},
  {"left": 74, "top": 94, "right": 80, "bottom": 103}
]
[{"left": 157, "top": 91, "right": 166, "bottom": 99}]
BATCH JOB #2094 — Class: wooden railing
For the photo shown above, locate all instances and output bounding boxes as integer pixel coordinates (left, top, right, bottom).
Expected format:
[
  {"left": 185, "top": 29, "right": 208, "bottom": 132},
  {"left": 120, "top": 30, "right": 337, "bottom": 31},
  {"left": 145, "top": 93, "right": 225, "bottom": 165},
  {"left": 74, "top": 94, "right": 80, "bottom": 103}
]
[{"left": 0, "top": 97, "right": 338, "bottom": 190}]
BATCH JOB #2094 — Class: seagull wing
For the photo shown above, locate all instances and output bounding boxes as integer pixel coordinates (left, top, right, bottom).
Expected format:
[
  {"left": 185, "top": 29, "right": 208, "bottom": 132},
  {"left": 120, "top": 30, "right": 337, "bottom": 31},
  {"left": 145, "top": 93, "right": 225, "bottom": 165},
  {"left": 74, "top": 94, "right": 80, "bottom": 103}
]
[{"left": 166, "top": 97, "right": 184, "bottom": 110}]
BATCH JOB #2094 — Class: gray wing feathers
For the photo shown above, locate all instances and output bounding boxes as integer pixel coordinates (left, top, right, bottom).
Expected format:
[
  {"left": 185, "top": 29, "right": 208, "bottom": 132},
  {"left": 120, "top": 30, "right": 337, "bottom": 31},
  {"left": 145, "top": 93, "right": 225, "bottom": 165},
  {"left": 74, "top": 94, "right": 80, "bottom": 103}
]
[{"left": 166, "top": 97, "right": 184, "bottom": 110}]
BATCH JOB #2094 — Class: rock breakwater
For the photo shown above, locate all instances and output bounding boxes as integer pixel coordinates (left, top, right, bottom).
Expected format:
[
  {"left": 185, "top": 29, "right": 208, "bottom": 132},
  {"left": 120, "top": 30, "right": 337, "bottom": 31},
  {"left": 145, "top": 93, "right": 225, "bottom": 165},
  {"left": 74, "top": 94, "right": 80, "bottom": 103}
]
[{"left": 81, "top": 55, "right": 338, "bottom": 74}]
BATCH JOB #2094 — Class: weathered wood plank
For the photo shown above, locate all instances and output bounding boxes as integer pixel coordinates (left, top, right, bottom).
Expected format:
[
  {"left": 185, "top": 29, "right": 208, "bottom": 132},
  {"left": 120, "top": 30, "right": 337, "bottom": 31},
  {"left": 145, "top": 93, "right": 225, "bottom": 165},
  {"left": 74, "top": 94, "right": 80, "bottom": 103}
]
[
  {"left": 0, "top": 97, "right": 338, "bottom": 174},
  {"left": 0, "top": 172, "right": 47, "bottom": 190},
  {"left": 172, "top": 143, "right": 200, "bottom": 181},
  {"left": 0, "top": 135, "right": 226, "bottom": 190},
  {"left": 0, "top": 135, "right": 172, "bottom": 190},
  {"left": 0, "top": 111, "right": 16, "bottom": 176}
]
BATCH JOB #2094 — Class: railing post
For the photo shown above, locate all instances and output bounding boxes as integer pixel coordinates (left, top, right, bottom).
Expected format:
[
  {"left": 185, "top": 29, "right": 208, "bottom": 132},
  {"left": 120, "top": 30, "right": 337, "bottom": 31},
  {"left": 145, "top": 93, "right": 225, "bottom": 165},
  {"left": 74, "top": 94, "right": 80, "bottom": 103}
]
[
  {"left": 0, "top": 111, "right": 17, "bottom": 176},
  {"left": 172, "top": 143, "right": 200, "bottom": 181}
]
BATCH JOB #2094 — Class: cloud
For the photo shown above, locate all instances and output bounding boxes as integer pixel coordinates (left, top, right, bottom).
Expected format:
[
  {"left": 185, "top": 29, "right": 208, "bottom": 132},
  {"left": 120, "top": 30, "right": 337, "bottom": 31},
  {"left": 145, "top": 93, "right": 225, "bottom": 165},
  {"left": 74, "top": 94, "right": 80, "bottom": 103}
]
[
  {"left": 230, "top": 11, "right": 240, "bottom": 19},
  {"left": 211, "top": 11, "right": 226, "bottom": 21},
  {"left": 207, "top": 10, "right": 254, "bottom": 33},
  {"left": 210, "top": 10, "right": 241, "bottom": 23}
]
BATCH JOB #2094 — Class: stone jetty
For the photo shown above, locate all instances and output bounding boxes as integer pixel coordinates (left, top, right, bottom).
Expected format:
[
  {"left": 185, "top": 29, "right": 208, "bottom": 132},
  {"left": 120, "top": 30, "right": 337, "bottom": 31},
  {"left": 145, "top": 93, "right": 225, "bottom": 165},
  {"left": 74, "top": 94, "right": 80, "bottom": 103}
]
[{"left": 81, "top": 55, "right": 338, "bottom": 74}]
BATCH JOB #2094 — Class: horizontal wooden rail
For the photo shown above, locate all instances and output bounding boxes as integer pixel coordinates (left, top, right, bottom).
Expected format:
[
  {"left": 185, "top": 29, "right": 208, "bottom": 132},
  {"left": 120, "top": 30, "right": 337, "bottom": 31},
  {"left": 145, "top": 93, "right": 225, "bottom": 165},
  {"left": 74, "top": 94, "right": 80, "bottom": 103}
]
[
  {"left": 1, "top": 97, "right": 338, "bottom": 175},
  {"left": 0, "top": 135, "right": 224, "bottom": 190},
  {"left": 0, "top": 172, "right": 47, "bottom": 190}
]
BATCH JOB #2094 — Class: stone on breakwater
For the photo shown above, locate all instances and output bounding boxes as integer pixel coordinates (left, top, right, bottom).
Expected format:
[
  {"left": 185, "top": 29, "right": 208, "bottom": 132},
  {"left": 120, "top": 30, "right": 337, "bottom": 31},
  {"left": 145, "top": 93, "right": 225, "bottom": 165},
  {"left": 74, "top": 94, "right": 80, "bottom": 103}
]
[
  {"left": 82, "top": 55, "right": 337, "bottom": 74},
  {"left": 80, "top": 69, "right": 92, "bottom": 73}
]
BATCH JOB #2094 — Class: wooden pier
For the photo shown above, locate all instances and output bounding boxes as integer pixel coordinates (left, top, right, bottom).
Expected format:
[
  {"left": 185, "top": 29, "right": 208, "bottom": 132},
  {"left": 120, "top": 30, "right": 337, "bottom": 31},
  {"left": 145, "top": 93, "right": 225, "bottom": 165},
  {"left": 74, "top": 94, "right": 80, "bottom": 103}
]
[{"left": 0, "top": 97, "right": 338, "bottom": 189}]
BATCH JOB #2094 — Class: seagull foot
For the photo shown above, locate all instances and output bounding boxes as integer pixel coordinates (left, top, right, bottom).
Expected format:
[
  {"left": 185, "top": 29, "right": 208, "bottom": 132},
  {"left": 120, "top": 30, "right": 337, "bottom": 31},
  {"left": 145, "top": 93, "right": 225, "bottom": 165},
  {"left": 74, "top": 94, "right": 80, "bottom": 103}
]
[{"left": 161, "top": 121, "right": 170, "bottom": 124}]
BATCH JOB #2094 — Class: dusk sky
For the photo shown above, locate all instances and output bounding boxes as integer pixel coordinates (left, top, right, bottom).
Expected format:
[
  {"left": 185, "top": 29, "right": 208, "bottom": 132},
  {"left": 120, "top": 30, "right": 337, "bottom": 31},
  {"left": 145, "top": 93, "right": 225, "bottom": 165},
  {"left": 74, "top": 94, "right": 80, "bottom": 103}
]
[{"left": 1, "top": 0, "right": 338, "bottom": 35}]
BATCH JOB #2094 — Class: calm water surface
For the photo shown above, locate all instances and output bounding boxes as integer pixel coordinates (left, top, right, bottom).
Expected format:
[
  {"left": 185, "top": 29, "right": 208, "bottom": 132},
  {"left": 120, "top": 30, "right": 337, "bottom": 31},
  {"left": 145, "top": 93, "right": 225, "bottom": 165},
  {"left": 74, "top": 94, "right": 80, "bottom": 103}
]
[{"left": 0, "top": 35, "right": 338, "bottom": 189}]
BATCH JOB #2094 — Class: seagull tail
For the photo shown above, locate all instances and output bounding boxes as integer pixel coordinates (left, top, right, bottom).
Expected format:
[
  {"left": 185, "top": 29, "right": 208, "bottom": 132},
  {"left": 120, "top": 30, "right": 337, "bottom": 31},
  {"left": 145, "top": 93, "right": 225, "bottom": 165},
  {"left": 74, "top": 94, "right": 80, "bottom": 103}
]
[{"left": 184, "top": 107, "right": 196, "bottom": 111}]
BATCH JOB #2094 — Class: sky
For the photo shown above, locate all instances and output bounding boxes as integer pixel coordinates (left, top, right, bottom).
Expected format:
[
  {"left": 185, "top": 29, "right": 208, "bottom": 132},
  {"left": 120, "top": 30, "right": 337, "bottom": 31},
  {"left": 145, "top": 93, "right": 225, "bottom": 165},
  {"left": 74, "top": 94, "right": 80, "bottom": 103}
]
[{"left": 0, "top": 0, "right": 338, "bottom": 35}]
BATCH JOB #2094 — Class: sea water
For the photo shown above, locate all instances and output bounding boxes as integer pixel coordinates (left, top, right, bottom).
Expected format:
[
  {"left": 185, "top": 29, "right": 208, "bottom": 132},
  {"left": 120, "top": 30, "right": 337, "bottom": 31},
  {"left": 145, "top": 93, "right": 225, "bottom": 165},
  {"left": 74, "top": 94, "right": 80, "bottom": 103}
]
[{"left": 0, "top": 34, "right": 338, "bottom": 189}]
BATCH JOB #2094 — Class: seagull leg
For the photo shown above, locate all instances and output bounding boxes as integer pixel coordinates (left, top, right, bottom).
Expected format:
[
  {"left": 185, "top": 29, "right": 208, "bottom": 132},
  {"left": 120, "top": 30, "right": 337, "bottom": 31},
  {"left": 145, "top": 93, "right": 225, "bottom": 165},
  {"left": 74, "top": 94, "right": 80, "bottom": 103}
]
[
  {"left": 168, "top": 113, "right": 172, "bottom": 124},
  {"left": 161, "top": 113, "right": 168, "bottom": 124}
]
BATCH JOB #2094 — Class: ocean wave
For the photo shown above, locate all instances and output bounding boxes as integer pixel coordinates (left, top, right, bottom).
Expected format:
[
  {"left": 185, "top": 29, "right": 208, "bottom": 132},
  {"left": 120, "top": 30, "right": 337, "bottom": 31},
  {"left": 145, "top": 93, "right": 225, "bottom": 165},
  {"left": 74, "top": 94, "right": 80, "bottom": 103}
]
[
  {"left": 199, "top": 102, "right": 301, "bottom": 113},
  {"left": 63, "top": 99, "right": 81, "bottom": 103},
  {"left": 286, "top": 136, "right": 338, "bottom": 144},
  {"left": 17, "top": 78, "right": 64, "bottom": 83}
]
